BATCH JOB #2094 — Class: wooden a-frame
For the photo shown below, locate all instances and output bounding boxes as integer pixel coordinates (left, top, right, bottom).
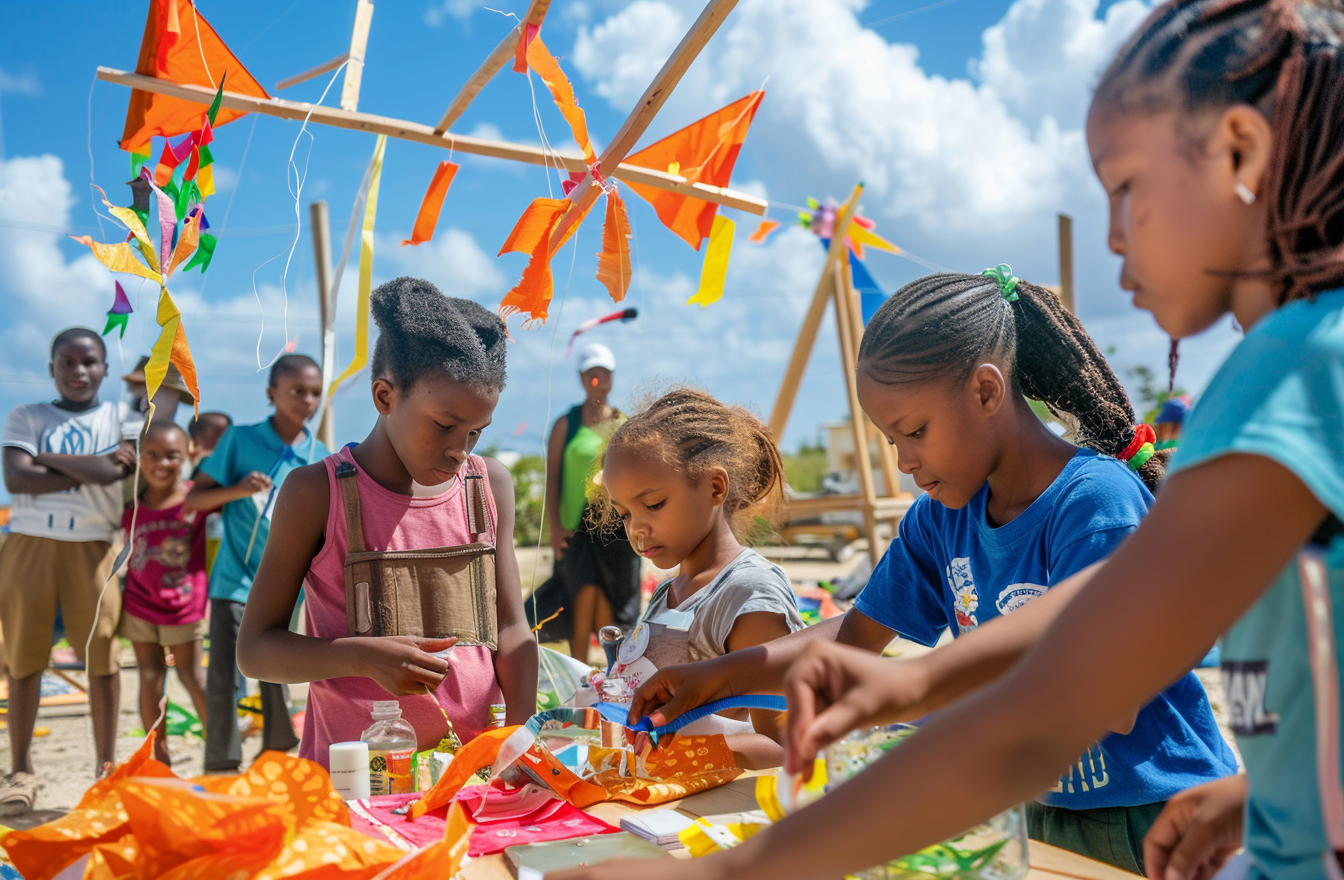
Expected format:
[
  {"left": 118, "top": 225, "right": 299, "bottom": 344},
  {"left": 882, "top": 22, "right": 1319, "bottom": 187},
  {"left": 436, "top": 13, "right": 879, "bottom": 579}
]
[{"left": 769, "top": 203, "right": 1078, "bottom": 559}]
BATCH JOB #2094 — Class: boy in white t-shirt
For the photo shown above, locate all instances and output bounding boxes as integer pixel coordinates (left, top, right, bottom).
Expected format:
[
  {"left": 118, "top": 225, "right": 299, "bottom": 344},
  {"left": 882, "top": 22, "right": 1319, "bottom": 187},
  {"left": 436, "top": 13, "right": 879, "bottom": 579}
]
[{"left": 0, "top": 328, "right": 137, "bottom": 815}]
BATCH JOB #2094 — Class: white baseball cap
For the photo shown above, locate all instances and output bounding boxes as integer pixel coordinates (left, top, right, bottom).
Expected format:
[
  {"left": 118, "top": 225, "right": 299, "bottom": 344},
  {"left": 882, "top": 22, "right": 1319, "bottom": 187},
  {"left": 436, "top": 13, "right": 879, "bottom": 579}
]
[{"left": 577, "top": 343, "right": 616, "bottom": 374}]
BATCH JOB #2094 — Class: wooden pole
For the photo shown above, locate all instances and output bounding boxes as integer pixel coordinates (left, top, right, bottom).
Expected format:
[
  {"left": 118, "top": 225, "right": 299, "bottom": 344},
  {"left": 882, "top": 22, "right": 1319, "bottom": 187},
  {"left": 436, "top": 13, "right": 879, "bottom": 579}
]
[
  {"left": 1057, "top": 212, "right": 1075, "bottom": 313},
  {"left": 832, "top": 256, "right": 881, "bottom": 557},
  {"left": 95, "top": 68, "right": 767, "bottom": 215},
  {"left": 547, "top": 0, "right": 741, "bottom": 252},
  {"left": 310, "top": 200, "right": 337, "bottom": 452},
  {"left": 276, "top": 52, "right": 351, "bottom": 92},
  {"left": 838, "top": 250, "right": 901, "bottom": 497},
  {"left": 767, "top": 183, "right": 864, "bottom": 439},
  {"left": 340, "top": 0, "right": 375, "bottom": 113},
  {"left": 434, "top": 0, "right": 553, "bottom": 135}
]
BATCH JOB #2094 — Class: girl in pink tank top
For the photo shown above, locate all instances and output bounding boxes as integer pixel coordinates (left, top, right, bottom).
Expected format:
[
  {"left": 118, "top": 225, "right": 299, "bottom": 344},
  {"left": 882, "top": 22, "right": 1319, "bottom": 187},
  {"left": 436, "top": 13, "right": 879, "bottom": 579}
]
[{"left": 236, "top": 278, "right": 538, "bottom": 769}]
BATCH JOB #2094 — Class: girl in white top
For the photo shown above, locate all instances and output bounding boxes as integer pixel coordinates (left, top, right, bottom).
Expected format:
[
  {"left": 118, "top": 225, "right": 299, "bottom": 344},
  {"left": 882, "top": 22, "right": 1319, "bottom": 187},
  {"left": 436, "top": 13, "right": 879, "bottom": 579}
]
[{"left": 595, "top": 387, "right": 803, "bottom": 769}]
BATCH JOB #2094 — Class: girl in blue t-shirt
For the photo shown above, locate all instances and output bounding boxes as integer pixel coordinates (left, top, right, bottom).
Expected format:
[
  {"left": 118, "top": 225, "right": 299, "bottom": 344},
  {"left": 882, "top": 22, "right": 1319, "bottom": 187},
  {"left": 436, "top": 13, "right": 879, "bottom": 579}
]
[
  {"left": 616, "top": 266, "right": 1236, "bottom": 875},
  {"left": 551, "top": 5, "right": 1344, "bottom": 880}
]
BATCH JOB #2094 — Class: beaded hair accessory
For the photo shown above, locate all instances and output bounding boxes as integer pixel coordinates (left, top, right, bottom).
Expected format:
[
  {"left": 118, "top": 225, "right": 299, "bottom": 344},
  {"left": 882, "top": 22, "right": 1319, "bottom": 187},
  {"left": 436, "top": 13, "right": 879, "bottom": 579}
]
[
  {"left": 982, "top": 264, "right": 1021, "bottom": 303},
  {"left": 1118, "top": 424, "right": 1157, "bottom": 472}
]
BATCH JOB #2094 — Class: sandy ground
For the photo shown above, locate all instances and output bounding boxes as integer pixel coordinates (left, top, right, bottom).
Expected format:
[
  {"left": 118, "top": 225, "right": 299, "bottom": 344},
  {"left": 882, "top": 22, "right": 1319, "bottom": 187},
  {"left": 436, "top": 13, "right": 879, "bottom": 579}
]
[{"left": 0, "top": 543, "right": 1237, "bottom": 827}]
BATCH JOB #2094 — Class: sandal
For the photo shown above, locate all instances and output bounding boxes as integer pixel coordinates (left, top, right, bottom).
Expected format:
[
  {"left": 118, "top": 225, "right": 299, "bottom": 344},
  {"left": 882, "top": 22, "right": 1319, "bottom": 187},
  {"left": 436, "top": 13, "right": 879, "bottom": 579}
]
[{"left": 0, "top": 772, "right": 39, "bottom": 818}]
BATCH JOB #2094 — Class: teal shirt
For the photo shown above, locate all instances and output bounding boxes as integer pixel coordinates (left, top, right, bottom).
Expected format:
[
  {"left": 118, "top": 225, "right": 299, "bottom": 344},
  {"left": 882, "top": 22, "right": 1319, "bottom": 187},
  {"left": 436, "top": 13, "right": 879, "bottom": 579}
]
[
  {"left": 200, "top": 420, "right": 330, "bottom": 604},
  {"left": 1170, "top": 288, "right": 1344, "bottom": 880}
]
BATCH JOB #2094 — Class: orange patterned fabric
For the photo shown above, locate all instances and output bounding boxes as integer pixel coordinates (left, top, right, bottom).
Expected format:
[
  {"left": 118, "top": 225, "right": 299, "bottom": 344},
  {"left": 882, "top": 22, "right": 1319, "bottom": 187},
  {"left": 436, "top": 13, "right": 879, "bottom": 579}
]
[
  {"left": 588, "top": 734, "right": 741, "bottom": 805},
  {"left": 120, "top": 0, "right": 270, "bottom": 153},
  {"left": 595, "top": 190, "right": 632, "bottom": 304},
  {"left": 0, "top": 738, "right": 460, "bottom": 880},
  {"left": 625, "top": 92, "right": 764, "bottom": 250}
]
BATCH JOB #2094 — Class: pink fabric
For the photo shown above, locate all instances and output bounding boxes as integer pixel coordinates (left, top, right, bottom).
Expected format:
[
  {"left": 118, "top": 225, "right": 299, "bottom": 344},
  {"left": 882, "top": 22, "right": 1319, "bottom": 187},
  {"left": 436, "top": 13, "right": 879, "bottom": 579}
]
[
  {"left": 120, "top": 495, "right": 208, "bottom": 627},
  {"left": 299, "top": 447, "right": 502, "bottom": 768},
  {"left": 348, "top": 787, "right": 618, "bottom": 856}
]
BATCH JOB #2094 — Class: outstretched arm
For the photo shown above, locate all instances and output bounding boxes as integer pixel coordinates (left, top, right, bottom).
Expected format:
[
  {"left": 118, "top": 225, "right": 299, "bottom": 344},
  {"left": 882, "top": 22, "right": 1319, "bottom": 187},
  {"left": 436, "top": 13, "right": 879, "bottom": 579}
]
[
  {"left": 485, "top": 457, "right": 539, "bottom": 725},
  {"left": 237, "top": 464, "right": 455, "bottom": 694}
]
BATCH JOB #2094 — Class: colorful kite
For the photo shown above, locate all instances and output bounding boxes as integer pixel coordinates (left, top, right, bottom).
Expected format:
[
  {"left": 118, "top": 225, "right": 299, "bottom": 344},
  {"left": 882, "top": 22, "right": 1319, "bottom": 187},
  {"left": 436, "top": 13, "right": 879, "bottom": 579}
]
[
  {"left": 799, "top": 196, "right": 900, "bottom": 260},
  {"left": 102, "top": 282, "right": 135, "bottom": 339}
]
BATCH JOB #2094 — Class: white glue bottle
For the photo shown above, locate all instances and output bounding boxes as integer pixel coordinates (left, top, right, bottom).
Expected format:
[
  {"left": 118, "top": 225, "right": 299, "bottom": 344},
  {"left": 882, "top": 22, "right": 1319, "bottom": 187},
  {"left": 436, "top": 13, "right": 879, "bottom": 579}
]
[{"left": 361, "top": 701, "right": 417, "bottom": 796}]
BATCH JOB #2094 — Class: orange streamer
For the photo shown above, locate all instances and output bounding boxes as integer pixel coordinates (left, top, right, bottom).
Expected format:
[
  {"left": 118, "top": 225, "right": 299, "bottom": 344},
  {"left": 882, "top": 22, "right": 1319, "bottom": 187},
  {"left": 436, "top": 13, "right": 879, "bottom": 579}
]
[
  {"left": 401, "top": 161, "right": 459, "bottom": 246},
  {"left": 498, "top": 198, "right": 569, "bottom": 324},
  {"left": 749, "top": 219, "right": 781, "bottom": 244},
  {"left": 596, "top": 190, "right": 632, "bottom": 303},
  {"left": 408, "top": 726, "right": 519, "bottom": 820},
  {"left": 625, "top": 91, "right": 764, "bottom": 250},
  {"left": 526, "top": 36, "right": 596, "bottom": 168},
  {"left": 121, "top": 0, "right": 270, "bottom": 153}
]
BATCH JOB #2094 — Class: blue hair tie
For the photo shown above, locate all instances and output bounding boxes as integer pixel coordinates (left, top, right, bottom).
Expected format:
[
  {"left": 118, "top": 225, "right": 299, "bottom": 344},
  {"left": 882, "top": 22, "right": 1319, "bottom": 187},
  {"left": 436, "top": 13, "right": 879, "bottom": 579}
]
[{"left": 983, "top": 263, "right": 1020, "bottom": 303}]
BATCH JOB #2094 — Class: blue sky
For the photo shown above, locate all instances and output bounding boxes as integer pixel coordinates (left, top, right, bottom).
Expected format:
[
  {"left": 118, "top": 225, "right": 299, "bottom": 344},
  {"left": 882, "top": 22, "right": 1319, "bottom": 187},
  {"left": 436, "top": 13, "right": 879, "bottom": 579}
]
[{"left": 0, "top": 0, "right": 1242, "bottom": 497}]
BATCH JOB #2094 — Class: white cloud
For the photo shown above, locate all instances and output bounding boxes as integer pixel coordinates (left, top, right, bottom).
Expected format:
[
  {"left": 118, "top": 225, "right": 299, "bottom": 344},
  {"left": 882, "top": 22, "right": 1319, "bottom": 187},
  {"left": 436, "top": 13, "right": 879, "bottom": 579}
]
[
  {"left": 0, "top": 69, "right": 40, "bottom": 96},
  {"left": 377, "top": 227, "right": 508, "bottom": 295},
  {"left": 209, "top": 164, "right": 238, "bottom": 193},
  {"left": 973, "top": 0, "right": 1151, "bottom": 128},
  {"left": 425, "top": 0, "right": 478, "bottom": 27}
]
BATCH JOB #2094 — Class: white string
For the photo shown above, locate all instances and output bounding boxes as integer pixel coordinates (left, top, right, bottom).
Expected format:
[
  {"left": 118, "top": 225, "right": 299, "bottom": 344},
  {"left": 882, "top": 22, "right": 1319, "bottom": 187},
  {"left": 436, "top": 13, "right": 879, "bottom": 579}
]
[
  {"left": 188, "top": 1, "right": 219, "bottom": 90},
  {"left": 85, "top": 75, "right": 111, "bottom": 240},
  {"left": 252, "top": 61, "right": 348, "bottom": 371}
]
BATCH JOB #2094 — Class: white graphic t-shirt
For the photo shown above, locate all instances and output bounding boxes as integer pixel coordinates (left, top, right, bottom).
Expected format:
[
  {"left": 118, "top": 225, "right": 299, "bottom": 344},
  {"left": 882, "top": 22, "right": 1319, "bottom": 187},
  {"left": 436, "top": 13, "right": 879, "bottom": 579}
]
[{"left": 3, "top": 401, "right": 125, "bottom": 541}]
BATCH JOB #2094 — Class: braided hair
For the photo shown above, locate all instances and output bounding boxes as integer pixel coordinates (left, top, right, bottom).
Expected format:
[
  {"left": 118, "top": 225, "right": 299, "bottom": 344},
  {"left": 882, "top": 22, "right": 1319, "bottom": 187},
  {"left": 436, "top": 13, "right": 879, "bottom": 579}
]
[
  {"left": 859, "top": 273, "right": 1167, "bottom": 491},
  {"left": 370, "top": 276, "right": 508, "bottom": 392},
  {"left": 1094, "top": 0, "right": 1344, "bottom": 304},
  {"left": 591, "top": 387, "right": 786, "bottom": 542}
]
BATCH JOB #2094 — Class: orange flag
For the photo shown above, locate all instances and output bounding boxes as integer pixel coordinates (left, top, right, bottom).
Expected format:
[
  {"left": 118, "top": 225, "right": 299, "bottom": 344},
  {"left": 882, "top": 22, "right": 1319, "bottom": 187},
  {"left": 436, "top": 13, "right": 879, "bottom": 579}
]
[
  {"left": 625, "top": 91, "right": 764, "bottom": 250},
  {"left": 596, "top": 190, "right": 632, "bottom": 303},
  {"left": 749, "top": 219, "right": 780, "bottom": 244},
  {"left": 401, "top": 161, "right": 459, "bottom": 246},
  {"left": 526, "top": 36, "right": 596, "bottom": 168},
  {"left": 498, "top": 198, "right": 570, "bottom": 325},
  {"left": 120, "top": 0, "right": 270, "bottom": 153}
]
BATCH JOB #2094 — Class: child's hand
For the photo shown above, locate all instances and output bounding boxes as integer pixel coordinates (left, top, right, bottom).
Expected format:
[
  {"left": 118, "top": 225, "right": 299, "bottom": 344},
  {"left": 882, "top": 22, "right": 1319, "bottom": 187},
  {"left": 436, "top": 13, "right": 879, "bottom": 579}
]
[
  {"left": 236, "top": 471, "right": 273, "bottom": 495},
  {"left": 1143, "top": 774, "right": 1247, "bottom": 880},
  {"left": 109, "top": 441, "right": 138, "bottom": 474},
  {"left": 349, "top": 636, "right": 457, "bottom": 696},
  {"left": 551, "top": 528, "right": 573, "bottom": 561},
  {"left": 782, "top": 641, "right": 927, "bottom": 777},
  {"left": 629, "top": 659, "right": 731, "bottom": 729}
]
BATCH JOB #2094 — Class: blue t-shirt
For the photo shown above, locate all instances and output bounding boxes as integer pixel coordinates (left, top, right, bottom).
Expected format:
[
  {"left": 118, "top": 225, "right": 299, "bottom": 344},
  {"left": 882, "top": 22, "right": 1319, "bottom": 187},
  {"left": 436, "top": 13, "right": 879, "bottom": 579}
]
[
  {"left": 1170, "top": 289, "right": 1344, "bottom": 880},
  {"left": 200, "top": 420, "right": 329, "bottom": 604},
  {"left": 856, "top": 448, "right": 1238, "bottom": 810}
]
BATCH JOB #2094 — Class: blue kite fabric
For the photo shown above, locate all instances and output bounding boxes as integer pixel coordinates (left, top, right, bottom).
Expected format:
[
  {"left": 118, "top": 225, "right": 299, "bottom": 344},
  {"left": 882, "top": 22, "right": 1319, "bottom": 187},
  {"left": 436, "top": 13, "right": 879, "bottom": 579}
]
[{"left": 817, "top": 238, "right": 888, "bottom": 325}]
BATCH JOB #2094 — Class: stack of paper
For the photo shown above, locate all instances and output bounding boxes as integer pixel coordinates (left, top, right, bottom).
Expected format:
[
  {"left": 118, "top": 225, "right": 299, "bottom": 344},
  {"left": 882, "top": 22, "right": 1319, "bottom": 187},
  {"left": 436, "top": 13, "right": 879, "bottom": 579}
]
[{"left": 619, "top": 810, "right": 696, "bottom": 848}]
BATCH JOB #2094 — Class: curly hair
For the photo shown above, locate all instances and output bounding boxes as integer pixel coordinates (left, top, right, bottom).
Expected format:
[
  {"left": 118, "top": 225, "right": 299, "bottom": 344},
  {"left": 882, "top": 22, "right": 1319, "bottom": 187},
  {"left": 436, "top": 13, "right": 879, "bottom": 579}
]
[
  {"left": 1094, "top": 0, "right": 1344, "bottom": 304},
  {"left": 369, "top": 276, "right": 508, "bottom": 392},
  {"left": 590, "top": 387, "right": 786, "bottom": 543},
  {"left": 859, "top": 273, "right": 1167, "bottom": 491}
]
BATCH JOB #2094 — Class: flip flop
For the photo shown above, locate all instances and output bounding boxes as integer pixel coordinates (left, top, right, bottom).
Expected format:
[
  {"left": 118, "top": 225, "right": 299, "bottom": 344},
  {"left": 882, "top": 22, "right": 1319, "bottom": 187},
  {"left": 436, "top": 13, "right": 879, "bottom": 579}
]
[{"left": 0, "top": 772, "right": 39, "bottom": 818}]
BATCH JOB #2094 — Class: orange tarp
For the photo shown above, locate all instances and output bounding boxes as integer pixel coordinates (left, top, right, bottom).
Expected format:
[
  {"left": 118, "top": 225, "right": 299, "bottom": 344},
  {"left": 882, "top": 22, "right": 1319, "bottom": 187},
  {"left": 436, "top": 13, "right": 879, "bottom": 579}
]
[
  {"left": 120, "top": 0, "right": 270, "bottom": 153},
  {"left": 625, "top": 91, "right": 764, "bottom": 250}
]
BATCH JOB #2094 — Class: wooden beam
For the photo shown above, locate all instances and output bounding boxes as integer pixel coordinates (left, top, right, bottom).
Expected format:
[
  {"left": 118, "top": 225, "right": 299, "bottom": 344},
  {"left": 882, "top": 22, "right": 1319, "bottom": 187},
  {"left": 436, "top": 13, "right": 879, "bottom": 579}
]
[
  {"left": 310, "top": 200, "right": 337, "bottom": 452},
  {"left": 838, "top": 248, "right": 902, "bottom": 498},
  {"left": 435, "top": 0, "right": 553, "bottom": 135},
  {"left": 1057, "top": 212, "right": 1075, "bottom": 313},
  {"left": 340, "top": 0, "right": 375, "bottom": 113},
  {"left": 767, "top": 184, "right": 863, "bottom": 439},
  {"left": 832, "top": 256, "right": 883, "bottom": 557},
  {"left": 95, "top": 67, "right": 768, "bottom": 215},
  {"left": 275, "top": 52, "right": 350, "bottom": 92},
  {"left": 548, "top": 0, "right": 741, "bottom": 252}
]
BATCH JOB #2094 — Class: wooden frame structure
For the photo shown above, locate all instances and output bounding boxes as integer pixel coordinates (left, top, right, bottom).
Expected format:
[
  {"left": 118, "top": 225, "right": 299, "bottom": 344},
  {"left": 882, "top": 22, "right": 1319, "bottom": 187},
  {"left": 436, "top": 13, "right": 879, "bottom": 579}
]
[
  {"left": 770, "top": 206, "right": 1079, "bottom": 558},
  {"left": 769, "top": 184, "right": 912, "bottom": 559}
]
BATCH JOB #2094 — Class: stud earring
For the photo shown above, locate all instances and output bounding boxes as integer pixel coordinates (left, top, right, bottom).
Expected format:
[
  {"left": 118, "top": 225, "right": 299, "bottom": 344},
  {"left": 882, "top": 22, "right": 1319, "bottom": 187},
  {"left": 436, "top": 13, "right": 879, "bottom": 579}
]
[{"left": 1236, "top": 182, "right": 1256, "bottom": 205}]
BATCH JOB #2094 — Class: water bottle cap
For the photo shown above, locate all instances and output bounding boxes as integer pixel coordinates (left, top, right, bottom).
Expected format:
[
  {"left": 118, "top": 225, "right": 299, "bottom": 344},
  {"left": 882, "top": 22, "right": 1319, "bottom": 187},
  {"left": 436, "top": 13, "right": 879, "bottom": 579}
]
[{"left": 371, "top": 700, "right": 402, "bottom": 719}]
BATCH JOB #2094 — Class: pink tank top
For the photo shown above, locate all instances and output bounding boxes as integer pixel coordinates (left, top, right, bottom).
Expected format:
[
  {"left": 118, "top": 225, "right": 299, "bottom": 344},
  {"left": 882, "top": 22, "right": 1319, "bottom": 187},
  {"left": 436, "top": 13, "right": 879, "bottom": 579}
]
[{"left": 300, "top": 446, "right": 502, "bottom": 767}]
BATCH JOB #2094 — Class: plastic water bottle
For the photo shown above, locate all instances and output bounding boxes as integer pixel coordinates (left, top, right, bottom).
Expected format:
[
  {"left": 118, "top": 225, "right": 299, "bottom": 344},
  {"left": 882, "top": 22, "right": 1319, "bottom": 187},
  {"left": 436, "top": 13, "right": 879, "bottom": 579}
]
[{"left": 361, "top": 701, "right": 417, "bottom": 796}]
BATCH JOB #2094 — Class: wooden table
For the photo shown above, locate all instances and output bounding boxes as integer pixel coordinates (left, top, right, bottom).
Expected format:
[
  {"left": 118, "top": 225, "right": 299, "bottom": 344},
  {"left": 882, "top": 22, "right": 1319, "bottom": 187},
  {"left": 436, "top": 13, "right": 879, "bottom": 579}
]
[{"left": 460, "top": 776, "right": 1138, "bottom": 880}]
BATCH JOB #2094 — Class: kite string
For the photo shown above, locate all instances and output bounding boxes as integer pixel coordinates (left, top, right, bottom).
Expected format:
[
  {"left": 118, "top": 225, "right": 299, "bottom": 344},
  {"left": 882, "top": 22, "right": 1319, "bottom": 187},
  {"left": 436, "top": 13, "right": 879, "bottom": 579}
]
[
  {"left": 188, "top": 1, "right": 219, "bottom": 90},
  {"left": 85, "top": 75, "right": 112, "bottom": 241},
  {"left": 252, "top": 60, "right": 348, "bottom": 371}
]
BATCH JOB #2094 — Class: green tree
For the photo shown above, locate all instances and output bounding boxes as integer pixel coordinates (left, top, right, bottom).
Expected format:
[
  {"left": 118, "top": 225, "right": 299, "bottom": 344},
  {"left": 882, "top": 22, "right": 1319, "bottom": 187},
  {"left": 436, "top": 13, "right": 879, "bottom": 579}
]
[
  {"left": 508, "top": 454, "right": 549, "bottom": 547},
  {"left": 783, "top": 440, "right": 828, "bottom": 493}
]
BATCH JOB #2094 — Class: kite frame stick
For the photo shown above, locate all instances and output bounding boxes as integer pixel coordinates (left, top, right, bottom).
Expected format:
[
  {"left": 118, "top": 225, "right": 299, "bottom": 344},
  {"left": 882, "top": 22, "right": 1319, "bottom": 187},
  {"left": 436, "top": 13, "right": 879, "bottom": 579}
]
[
  {"left": 95, "top": 67, "right": 767, "bottom": 215},
  {"left": 340, "top": 0, "right": 375, "bottom": 112},
  {"left": 547, "top": 0, "right": 742, "bottom": 252},
  {"left": 275, "top": 52, "right": 351, "bottom": 92},
  {"left": 434, "top": 0, "right": 553, "bottom": 135}
]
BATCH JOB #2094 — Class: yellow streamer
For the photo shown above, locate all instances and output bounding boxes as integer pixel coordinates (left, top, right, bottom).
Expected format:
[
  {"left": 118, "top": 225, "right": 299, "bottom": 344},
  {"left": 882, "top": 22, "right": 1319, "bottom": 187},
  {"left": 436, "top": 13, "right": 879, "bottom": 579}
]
[
  {"left": 93, "top": 185, "right": 160, "bottom": 273},
  {"left": 70, "top": 237, "right": 163, "bottom": 286},
  {"left": 686, "top": 215, "right": 734, "bottom": 307},
  {"left": 328, "top": 134, "right": 387, "bottom": 399},
  {"left": 143, "top": 288, "right": 201, "bottom": 423}
]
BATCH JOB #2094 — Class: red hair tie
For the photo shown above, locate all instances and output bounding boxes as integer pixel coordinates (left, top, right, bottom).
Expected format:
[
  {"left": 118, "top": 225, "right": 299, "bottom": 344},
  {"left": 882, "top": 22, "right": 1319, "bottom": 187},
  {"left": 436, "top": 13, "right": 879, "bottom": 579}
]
[{"left": 1118, "top": 424, "right": 1156, "bottom": 462}]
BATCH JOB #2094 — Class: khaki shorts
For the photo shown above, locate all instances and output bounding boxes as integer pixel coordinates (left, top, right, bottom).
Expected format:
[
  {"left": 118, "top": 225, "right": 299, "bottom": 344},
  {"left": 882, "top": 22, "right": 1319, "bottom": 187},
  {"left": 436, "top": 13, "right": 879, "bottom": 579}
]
[
  {"left": 118, "top": 611, "right": 207, "bottom": 646},
  {"left": 0, "top": 534, "right": 121, "bottom": 679}
]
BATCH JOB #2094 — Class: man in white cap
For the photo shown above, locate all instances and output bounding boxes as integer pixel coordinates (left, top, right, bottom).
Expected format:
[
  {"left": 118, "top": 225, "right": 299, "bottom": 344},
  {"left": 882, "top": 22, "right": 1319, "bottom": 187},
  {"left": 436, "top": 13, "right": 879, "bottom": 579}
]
[{"left": 539, "top": 343, "right": 641, "bottom": 661}]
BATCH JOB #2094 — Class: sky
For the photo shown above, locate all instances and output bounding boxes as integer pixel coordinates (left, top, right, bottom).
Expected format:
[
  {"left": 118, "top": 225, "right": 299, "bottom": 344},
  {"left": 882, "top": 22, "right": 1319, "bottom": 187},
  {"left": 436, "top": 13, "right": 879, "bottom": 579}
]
[{"left": 0, "top": 0, "right": 1244, "bottom": 500}]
